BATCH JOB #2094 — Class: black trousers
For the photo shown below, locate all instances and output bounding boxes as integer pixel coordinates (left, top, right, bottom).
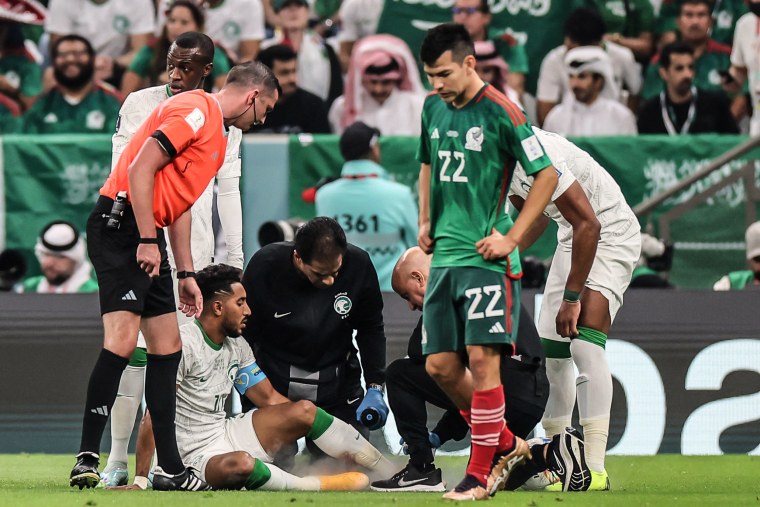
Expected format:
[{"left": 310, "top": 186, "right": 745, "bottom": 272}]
[{"left": 386, "top": 357, "right": 549, "bottom": 467}]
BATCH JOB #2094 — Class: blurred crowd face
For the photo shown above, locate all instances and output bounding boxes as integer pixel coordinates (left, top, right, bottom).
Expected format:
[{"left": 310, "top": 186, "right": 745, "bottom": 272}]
[
  {"left": 475, "top": 62, "right": 498, "bottom": 86},
  {"left": 166, "top": 44, "right": 211, "bottom": 94},
  {"left": 40, "top": 253, "right": 76, "bottom": 286},
  {"left": 678, "top": 2, "right": 712, "bottom": 44},
  {"left": 166, "top": 5, "right": 201, "bottom": 43},
  {"left": 53, "top": 40, "right": 94, "bottom": 91},
  {"left": 362, "top": 76, "right": 398, "bottom": 105},
  {"left": 278, "top": 2, "right": 310, "bottom": 31},
  {"left": 424, "top": 50, "right": 477, "bottom": 106},
  {"left": 452, "top": 0, "right": 490, "bottom": 41},
  {"left": 569, "top": 71, "right": 602, "bottom": 104},
  {"left": 661, "top": 53, "right": 695, "bottom": 96},
  {"left": 271, "top": 58, "right": 298, "bottom": 99}
]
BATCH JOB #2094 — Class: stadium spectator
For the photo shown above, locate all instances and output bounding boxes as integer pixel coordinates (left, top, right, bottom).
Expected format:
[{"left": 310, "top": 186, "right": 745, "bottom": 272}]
[
  {"left": 262, "top": 0, "right": 342, "bottom": 106},
  {"left": 69, "top": 60, "right": 279, "bottom": 491},
  {"left": 536, "top": 7, "right": 641, "bottom": 126},
  {"left": 589, "top": 0, "right": 655, "bottom": 60},
  {"left": 658, "top": 0, "right": 748, "bottom": 47},
  {"left": 121, "top": 1, "right": 230, "bottom": 96},
  {"left": 44, "top": 0, "right": 155, "bottom": 87},
  {"left": 254, "top": 44, "right": 330, "bottom": 133},
  {"left": 543, "top": 46, "right": 637, "bottom": 136},
  {"left": 723, "top": 0, "right": 760, "bottom": 136},
  {"left": 156, "top": 0, "right": 265, "bottom": 64},
  {"left": 18, "top": 221, "right": 98, "bottom": 294},
  {"left": 315, "top": 122, "right": 418, "bottom": 291},
  {"left": 112, "top": 263, "right": 393, "bottom": 491},
  {"left": 0, "top": 1, "right": 44, "bottom": 111},
  {"left": 638, "top": 42, "right": 738, "bottom": 134},
  {"left": 240, "top": 217, "right": 388, "bottom": 446},
  {"left": 473, "top": 40, "right": 522, "bottom": 107},
  {"left": 101, "top": 31, "right": 245, "bottom": 489},
  {"left": 630, "top": 233, "right": 675, "bottom": 289},
  {"left": 20, "top": 34, "right": 122, "bottom": 134},
  {"left": 713, "top": 221, "right": 760, "bottom": 290},
  {"left": 328, "top": 34, "right": 425, "bottom": 135},
  {"left": 452, "top": 0, "right": 529, "bottom": 98},
  {"left": 641, "top": 0, "right": 733, "bottom": 100},
  {"left": 337, "top": 0, "right": 383, "bottom": 72}
]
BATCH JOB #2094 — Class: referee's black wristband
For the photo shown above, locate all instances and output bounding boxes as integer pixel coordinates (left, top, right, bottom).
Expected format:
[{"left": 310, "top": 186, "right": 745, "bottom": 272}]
[
  {"left": 139, "top": 237, "right": 159, "bottom": 244},
  {"left": 177, "top": 271, "right": 196, "bottom": 279}
]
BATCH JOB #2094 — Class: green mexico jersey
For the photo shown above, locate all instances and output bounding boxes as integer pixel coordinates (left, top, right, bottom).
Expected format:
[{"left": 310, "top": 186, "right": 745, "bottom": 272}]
[
  {"left": 20, "top": 84, "right": 121, "bottom": 134},
  {"left": 417, "top": 84, "right": 552, "bottom": 276}
]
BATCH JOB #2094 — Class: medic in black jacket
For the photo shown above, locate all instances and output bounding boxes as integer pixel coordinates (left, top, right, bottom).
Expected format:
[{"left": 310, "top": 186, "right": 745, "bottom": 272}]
[{"left": 241, "top": 217, "right": 388, "bottom": 435}]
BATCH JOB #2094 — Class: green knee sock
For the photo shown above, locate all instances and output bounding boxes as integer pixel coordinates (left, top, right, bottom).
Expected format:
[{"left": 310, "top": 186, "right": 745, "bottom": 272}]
[
  {"left": 244, "top": 458, "right": 271, "bottom": 490},
  {"left": 306, "top": 407, "right": 334, "bottom": 440}
]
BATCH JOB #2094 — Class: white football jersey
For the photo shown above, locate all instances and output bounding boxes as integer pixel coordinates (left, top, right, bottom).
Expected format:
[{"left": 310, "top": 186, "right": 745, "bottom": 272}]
[
  {"left": 112, "top": 85, "right": 243, "bottom": 271},
  {"left": 175, "top": 320, "right": 257, "bottom": 458},
  {"left": 510, "top": 127, "right": 639, "bottom": 249}
]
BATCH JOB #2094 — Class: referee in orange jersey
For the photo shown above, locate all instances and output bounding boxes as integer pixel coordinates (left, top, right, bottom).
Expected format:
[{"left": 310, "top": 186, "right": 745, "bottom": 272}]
[{"left": 70, "top": 49, "right": 279, "bottom": 491}]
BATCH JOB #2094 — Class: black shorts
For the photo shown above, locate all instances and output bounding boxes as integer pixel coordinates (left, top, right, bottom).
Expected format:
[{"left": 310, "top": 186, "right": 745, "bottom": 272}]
[{"left": 87, "top": 196, "right": 175, "bottom": 317}]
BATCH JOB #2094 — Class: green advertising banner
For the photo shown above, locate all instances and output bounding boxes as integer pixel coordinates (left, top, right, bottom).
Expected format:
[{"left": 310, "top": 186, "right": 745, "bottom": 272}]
[
  {"left": 2, "top": 134, "right": 113, "bottom": 276},
  {"left": 288, "top": 134, "right": 760, "bottom": 289},
  {"left": 374, "top": 0, "right": 593, "bottom": 94}
]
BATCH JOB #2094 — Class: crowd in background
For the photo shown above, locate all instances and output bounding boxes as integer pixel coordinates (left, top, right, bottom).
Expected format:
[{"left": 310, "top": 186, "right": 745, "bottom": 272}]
[{"left": 0, "top": 0, "right": 758, "bottom": 137}]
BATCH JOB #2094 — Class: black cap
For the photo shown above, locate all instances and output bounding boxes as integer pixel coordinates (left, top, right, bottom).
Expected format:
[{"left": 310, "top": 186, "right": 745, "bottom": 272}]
[{"left": 340, "top": 121, "right": 381, "bottom": 161}]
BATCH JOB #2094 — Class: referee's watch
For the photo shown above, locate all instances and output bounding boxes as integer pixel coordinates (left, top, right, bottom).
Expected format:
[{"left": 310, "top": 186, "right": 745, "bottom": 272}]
[{"left": 176, "top": 271, "right": 196, "bottom": 279}]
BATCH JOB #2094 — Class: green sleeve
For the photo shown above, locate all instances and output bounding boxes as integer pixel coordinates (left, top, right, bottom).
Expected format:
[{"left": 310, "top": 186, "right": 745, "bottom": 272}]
[
  {"left": 416, "top": 102, "right": 431, "bottom": 164},
  {"left": 19, "top": 100, "right": 42, "bottom": 133},
  {"left": 19, "top": 60, "right": 42, "bottom": 97},
  {"left": 656, "top": 2, "right": 679, "bottom": 34},
  {"left": 498, "top": 40, "right": 529, "bottom": 75},
  {"left": 502, "top": 117, "right": 552, "bottom": 176},
  {"left": 211, "top": 47, "right": 231, "bottom": 81},
  {"left": 128, "top": 45, "right": 152, "bottom": 77},
  {"left": 636, "top": 0, "right": 655, "bottom": 34},
  {"left": 641, "top": 62, "right": 664, "bottom": 99}
]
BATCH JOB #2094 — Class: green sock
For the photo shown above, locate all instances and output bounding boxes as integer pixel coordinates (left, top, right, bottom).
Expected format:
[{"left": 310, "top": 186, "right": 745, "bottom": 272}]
[
  {"left": 541, "top": 338, "right": 572, "bottom": 358},
  {"left": 244, "top": 458, "right": 271, "bottom": 490},
  {"left": 306, "top": 407, "right": 334, "bottom": 440},
  {"left": 577, "top": 327, "right": 607, "bottom": 349}
]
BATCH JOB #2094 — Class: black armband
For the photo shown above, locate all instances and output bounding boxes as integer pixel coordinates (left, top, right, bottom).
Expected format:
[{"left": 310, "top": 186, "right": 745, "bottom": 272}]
[{"left": 151, "top": 130, "right": 177, "bottom": 159}]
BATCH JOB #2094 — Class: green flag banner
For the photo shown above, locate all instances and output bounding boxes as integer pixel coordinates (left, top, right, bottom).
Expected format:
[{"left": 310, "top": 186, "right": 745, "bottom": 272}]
[
  {"left": 3, "top": 134, "right": 112, "bottom": 276},
  {"left": 288, "top": 134, "right": 760, "bottom": 289}
]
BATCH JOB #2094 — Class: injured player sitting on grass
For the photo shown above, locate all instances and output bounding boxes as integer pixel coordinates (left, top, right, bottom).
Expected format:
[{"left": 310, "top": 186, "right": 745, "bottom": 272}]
[{"left": 112, "top": 264, "right": 394, "bottom": 491}]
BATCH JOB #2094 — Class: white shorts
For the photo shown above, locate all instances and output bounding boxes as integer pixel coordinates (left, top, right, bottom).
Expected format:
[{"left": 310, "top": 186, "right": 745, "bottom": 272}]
[
  {"left": 182, "top": 410, "right": 274, "bottom": 481},
  {"left": 539, "top": 230, "right": 641, "bottom": 343}
]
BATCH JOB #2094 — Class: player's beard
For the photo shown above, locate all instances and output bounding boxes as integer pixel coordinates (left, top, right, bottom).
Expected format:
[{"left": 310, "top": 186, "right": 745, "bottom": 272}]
[{"left": 54, "top": 60, "right": 95, "bottom": 91}]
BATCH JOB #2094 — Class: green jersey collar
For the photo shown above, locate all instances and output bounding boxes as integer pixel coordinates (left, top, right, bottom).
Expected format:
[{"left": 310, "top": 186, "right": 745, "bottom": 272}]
[{"left": 194, "top": 319, "right": 223, "bottom": 351}]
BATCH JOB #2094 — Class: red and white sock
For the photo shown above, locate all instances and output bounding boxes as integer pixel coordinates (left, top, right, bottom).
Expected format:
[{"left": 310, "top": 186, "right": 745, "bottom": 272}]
[{"left": 467, "top": 386, "right": 510, "bottom": 483}]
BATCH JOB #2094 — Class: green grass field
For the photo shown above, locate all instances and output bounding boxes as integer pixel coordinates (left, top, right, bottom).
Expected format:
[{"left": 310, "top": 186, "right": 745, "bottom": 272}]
[{"left": 2, "top": 454, "right": 759, "bottom": 506}]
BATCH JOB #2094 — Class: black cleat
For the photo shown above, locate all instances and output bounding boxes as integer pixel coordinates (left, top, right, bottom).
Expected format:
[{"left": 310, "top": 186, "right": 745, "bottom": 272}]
[
  {"left": 69, "top": 452, "right": 100, "bottom": 490},
  {"left": 370, "top": 462, "right": 446, "bottom": 492},
  {"left": 546, "top": 427, "right": 592, "bottom": 492},
  {"left": 487, "top": 436, "right": 532, "bottom": 496},
  {"left": 152, "top": 466, "right": 211, "bottom": 491}
]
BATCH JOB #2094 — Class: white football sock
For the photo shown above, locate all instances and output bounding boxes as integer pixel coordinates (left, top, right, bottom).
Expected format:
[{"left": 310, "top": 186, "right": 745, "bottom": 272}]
[
  {"left": 311, "top": 417, "right": 395, "bottom": 476},
  {"left": 571, "top": 339, "right": 612, "bottom": 472},
  {"left": 259, "top": 462, "right": 320, "bottom": 491},
  {"left": 542, "top": 357, "right": 576, "bottom": 437},
  {"left": 107, "top": 365, "right": 145, "bottom": 466}
]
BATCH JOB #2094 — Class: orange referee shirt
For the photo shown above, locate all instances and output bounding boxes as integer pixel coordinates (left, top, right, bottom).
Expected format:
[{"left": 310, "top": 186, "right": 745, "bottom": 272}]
[{"left": 101, "top": 89, "right": 228, "bottom": 228}]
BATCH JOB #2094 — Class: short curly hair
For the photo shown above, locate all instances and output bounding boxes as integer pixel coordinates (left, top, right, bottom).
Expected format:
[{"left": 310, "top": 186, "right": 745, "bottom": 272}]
[{"left": 195, "top": 263, "right": 243, "bottom": 304}]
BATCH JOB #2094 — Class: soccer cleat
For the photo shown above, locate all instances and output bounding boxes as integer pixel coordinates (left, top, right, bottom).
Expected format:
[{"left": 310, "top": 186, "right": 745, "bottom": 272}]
[
  {"left": 319, "top": 471, "right": 370, "bottom": 491},
  {"left": 70, "top": 452, "right": 101, "bottom": 490},
  {"left": 487, "top": 436, "right": 532, "bottom": 496},
  {"left": 546, "top": 427, "right": 591, "bottom": 492},
  {"left": 521, "top": 469, "right": 560, "bottom": 491},
  {"left": 100, "top": 460, "right": 128, "bottom": 487},
  {"left": 442, "top": 474, "right": 489, "bottom": 501},
  {"left": 152, "top": 466, "right": 211, "bottom": 491},
  {"left": 370, "top": 462, "right": 446, "bottom": 492},
  {"left": 587, "top": 469, "right": 611, "bottom": 491}
]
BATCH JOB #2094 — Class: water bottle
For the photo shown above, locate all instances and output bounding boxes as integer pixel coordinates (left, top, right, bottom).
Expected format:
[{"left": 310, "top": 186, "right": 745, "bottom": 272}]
[
  {"left": 107, "top": 191, "right": 128, "bottom": 230},
  {"left": 360, "top": 407, "right": 381, "bottom": 428}
]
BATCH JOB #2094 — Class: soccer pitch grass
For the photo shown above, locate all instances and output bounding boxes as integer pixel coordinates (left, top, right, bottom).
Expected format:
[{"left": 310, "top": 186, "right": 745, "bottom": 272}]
[{"left": 2, "top": 454, "right": 759, "bottom": 506}]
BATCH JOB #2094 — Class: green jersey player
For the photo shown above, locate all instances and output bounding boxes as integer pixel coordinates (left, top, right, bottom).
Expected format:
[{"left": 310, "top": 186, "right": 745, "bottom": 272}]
[{"left": 417, "top": 23, "right": 559, "bottom": 501}]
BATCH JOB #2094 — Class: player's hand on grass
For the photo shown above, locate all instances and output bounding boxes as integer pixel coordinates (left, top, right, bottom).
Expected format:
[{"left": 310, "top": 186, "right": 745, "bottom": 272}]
[
  {"left": 136, "top": 243, "right": 161, "bottom": 277},
  {"left": 476, "top": 228, "right": 516, "bottom": 260},
  {"left": 556, "top": 300, "right": 581, "bottom": 338},
  {"left": 178, "top": 278, "right": 203, "bottom": 317},
  {"left": 418, "top": 222, "right": 434, "bottom": 253}
]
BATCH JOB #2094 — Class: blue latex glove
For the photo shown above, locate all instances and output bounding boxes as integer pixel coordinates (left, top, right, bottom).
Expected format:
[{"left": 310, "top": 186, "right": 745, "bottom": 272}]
[
  {"left": 355, "top": 386, "right": 388, "bottom": 431},
  {"left": 399, "top": 432, "right": 442, "bottom": 454}
]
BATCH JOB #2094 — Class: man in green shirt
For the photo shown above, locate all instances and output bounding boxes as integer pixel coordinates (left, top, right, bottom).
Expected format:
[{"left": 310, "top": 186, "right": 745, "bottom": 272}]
[
  {"left": 20, "top": 34, "right": 121, "bottom": 134},
  {"left": 19, "top": 220, "right": 98, "bottom": 294},
  {"left": 417, "top": 23, "right": 558, "bottom": 501},
  {"left": 713, "top": 221, "right": 760, "bottom": 290}
]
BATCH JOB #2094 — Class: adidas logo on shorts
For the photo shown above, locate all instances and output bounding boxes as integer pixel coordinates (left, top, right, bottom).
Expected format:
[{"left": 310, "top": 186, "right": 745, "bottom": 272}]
[
  {"left": 489, "top": 322, "right": 506, "bottom": 334},
  {"left": 121, "top": 290, "right": 137, "bottom": 301}
]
